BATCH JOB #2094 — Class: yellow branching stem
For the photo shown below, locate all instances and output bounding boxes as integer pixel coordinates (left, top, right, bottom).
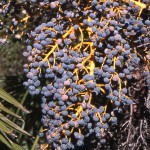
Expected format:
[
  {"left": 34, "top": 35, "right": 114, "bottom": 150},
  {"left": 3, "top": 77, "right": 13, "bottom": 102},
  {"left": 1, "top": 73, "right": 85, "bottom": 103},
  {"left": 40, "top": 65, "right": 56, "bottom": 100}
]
[
  {"left": 62, "top": 27, "right": 74, "bottom": 39},
  {"left": 76, "top": 105, "right": 83, "bottom": 117},
  {"left": 88, "top": 93, "right": 92, "bottom": 104},
  {"left": 37, "top": 44, "right": 58, "bottom": 71},
  {"left": 20, "top": 15, "right": 30, "bottom": 23},
  {"left": 43, "top": 44, "right": 58, "bottom": 61},
  {"left": 101, "top": 57, "right": 106, "bottom": 69},
  {"left": 82, "top": 65, "right": 89, "bottom": 74},
  {"left": 89, "top": 51, "right": 95, "bottom": 76},
  {"left": 73, "top": 43, "right": 82, "bottom": 51},
  {"left": 79, "top": 26, "right": 84, "bottom": 49},
  {"left": 96, "top": 112, "right": 103, "bottom": 124},
  {"left": 113, "top": 57, "right": 117, "bottom": 70}
]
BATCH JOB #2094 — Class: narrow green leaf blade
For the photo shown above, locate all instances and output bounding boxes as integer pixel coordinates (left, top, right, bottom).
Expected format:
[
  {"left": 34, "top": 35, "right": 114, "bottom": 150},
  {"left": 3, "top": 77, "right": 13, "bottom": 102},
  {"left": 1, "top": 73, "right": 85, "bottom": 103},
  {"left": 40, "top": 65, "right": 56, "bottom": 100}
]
[
  {"left": 0, "top": 114, "right": 31, "bottom": 136},
  {"left": 0, "top": 88, "right": 29, "bottom": 113},
  {"left": 0, "top": 104, "right": 23, "bottom": 120},
  {"left": 0, "top": 121, "right": 12, "bottom": 134},
  {"left": 0, "top": 133, "right": 12, "bottom": 149},
  {"left": 31, "top": 126, "right": 43, "bottom": 150},
  {"left": 12, "top": 143, "right": 24, "bottom": 150}
]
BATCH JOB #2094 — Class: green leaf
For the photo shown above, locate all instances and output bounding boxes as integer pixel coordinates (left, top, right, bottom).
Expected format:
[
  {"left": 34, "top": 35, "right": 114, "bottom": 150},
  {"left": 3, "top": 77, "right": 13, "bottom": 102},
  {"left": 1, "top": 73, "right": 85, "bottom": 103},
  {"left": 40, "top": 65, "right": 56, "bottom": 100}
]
[
  {"left": 0, "top": 131, "right": 24, "bottom": 150},
  {"left": 0, "top": 114, "right": 31, "bottom": 136},
  {"left": 0, "top": 103, "right": 23, "bottom": 120},
  {"left": 0, "top": 133, "right": 12, "bottom": 149},
  {"left": 0, "top": 88, "right": 29, "bottom": 113},
  {"left": 0, "top": 121, "right": 12, "bottom": 134},
  {"left": 12, "top": 143, "right": 24, "bottom": 150},
  {"left": 31, "top": 126, "right": 43, "bottom": 150},
  {"left": 13, "top": 90, "right": 28, "bottom": 123}
]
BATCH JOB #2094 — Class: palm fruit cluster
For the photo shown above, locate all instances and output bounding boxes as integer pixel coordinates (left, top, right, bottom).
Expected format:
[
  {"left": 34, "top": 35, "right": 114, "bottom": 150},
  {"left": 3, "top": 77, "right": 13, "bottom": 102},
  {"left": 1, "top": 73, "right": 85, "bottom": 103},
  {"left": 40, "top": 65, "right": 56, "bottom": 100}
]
[{"left": 22, "top": 0, "right": 149, "bottom": 149}]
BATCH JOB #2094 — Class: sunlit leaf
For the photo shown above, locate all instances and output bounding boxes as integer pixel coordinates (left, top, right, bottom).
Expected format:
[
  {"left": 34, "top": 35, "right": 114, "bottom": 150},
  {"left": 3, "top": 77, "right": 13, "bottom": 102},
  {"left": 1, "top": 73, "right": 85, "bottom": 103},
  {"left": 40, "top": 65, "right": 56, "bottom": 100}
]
[
  {"left": 0, "top": 88, "right": 29, "bottom": 113},
  {"left": 0, "top": 103, "right": 23, "bottom": 120},
  {"left": 0, "top": 121, "right": 12, "bottom": 134}
]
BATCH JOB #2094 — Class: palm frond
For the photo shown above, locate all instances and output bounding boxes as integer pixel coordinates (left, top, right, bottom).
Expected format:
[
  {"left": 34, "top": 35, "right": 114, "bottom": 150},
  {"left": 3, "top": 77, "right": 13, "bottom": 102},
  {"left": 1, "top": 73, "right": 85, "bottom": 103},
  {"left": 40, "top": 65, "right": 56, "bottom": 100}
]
[{"left": 0, "top": 88, "right": 31, "bottom": 150}]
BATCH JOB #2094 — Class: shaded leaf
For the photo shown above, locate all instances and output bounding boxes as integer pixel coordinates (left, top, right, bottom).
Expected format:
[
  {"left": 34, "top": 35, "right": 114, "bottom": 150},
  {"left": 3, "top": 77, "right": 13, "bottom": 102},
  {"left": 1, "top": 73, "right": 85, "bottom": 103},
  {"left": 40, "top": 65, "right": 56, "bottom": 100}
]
[
  {"left": 12, "top": 143, "right": 24, "bottom": 150},
  {"left": 0, "top": 133, "right": 12, "bottom": 149},
  {"left": 0, "top": 114, "right": 31, "bottom": 136},
  {"left": 0, "top": 88, "right": 29, "bottom": 113},
  {"left": 31, "top": 126, "right": 43, "bottom": 150}
]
